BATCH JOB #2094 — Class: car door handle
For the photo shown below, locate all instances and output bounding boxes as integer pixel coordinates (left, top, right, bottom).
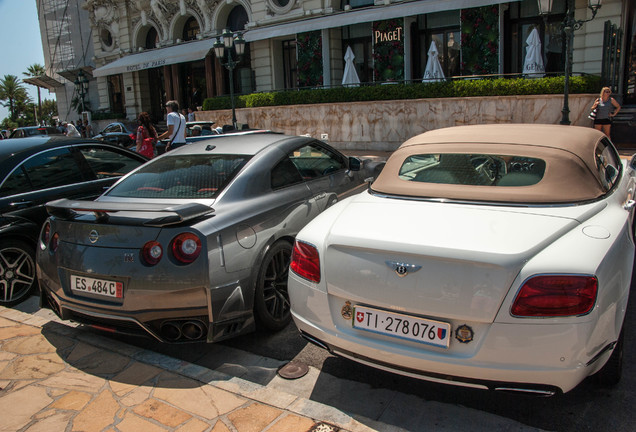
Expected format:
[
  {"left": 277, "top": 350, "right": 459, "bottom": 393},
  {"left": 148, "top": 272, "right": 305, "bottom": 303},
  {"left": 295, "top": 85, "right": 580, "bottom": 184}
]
[{"left": 624, "top": 200, "right": 636, "bottom": 210}]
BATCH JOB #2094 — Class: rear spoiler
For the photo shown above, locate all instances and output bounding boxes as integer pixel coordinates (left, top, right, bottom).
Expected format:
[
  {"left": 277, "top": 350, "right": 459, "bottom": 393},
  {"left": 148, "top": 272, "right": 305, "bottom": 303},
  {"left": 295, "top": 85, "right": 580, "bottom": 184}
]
[{"left": 45, "top": 199, "right": 214, "bottom": 227}]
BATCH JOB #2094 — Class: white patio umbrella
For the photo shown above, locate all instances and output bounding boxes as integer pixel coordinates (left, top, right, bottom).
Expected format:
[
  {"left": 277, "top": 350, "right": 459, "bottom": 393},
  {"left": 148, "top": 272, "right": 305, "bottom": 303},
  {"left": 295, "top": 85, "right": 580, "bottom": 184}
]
[
  {"left": 522, "top": 28, "right": 545, "bottom": 77},
  {"left": 342, "top": 46, "right": 360, "bottom": 87},
  {"left": 422, "top": 41, "right": 445, "bottom": 82}
]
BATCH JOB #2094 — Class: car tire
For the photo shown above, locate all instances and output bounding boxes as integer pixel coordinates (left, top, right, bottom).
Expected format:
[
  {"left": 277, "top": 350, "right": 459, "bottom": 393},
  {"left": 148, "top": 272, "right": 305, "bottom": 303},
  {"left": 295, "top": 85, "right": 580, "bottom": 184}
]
[
  {"left": 254, "top": 240, "right": 293, "bottom": 331},
  {"left": 0, "top": 239, "right": 37, "bottom": 306},
  {"left": 595, "top": 327, "right": 624, "bottom": 387}
]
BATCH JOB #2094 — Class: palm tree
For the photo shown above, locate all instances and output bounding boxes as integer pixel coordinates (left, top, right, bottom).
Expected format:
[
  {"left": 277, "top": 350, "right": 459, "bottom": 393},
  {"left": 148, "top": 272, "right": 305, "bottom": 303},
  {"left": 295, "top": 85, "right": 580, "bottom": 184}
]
[
  {"left": 0, "top": 75, "right": 29, "bottom": 121},
  {"left": 24, "top": 64, "right": 46, "bottom": 124}
]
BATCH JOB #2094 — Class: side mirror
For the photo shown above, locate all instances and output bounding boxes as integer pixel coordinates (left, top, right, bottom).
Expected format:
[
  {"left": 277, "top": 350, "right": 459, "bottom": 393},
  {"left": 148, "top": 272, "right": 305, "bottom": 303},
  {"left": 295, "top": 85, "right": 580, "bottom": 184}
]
[
  {"left": 348, "top": 157, "right": 361, "bottom": 171},
  {"left": 630, "top": 154, "right": 636, "bottom": 171}
]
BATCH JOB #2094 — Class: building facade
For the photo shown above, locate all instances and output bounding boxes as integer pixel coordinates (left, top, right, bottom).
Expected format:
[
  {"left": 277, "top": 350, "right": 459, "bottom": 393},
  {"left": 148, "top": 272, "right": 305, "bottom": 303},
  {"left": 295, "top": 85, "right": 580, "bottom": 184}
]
[{"left": 37, "top": 0, "right": 635, "bottom": 124}]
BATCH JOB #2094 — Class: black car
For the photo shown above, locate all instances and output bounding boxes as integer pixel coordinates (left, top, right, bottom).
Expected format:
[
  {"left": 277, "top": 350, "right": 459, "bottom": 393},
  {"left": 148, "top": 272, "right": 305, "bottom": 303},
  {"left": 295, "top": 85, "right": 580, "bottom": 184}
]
[
  {"left": 93, "top": 122, "right": 137, "bottom": 148},
  {"left": 9, "top": 126, "right": 64, "bottom": 138},
  {"left": 0, "top": 136, "right": 147, "bottom": 306}
]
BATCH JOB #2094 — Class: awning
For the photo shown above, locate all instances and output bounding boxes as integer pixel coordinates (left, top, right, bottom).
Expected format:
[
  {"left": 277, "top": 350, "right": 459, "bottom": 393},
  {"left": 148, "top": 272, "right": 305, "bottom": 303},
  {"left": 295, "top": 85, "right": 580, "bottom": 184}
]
[
  {"left": 93, "top": 38, "right": 215, "bottom": 77},
  {"left": 57, "top": 66, "right": 93, "bottom": 82},
  {"left": 22, "top": 75, "right": 65, "bottom": 90},
  {"left": 245, "top": 0, "right": 517, "bottom": 42}
]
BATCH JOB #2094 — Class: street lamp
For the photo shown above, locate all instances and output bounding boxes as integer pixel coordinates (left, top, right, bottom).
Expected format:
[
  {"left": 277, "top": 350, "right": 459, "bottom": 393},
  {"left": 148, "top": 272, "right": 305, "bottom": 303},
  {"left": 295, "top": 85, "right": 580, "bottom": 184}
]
[
  {"left": 213, "top": 29, "right": 245, "bottom": 130},
  {"left": 537, "top": 0, "right": 602, "bottom": 125},
  {"left": 74, "top": 69, "right": 89, "bottom": 113}
]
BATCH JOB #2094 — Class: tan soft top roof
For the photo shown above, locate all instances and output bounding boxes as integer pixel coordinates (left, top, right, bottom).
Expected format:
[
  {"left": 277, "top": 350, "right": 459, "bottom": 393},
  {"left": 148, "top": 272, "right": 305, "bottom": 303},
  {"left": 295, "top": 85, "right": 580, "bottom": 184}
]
[{"left": 371, "top": 124, "right": 610, "bottom": 204}]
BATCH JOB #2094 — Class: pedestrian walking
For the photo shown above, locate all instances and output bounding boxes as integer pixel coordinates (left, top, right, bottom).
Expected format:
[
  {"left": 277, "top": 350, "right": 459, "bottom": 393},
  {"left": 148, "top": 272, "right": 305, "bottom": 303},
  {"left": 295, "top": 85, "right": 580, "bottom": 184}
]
[{"left": 158, "top": 100, "right": 186, "bottom": 151}]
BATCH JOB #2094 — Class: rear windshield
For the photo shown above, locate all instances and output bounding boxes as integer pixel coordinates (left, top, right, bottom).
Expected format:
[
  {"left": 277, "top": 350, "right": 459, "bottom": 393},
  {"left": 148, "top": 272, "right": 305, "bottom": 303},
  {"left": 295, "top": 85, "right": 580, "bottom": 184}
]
[
  {"left": 399, "top": 154, "right": 546, "bottom": 187},
  {"left": 106, "top": 154, "right": 250, "bottom": 199}
]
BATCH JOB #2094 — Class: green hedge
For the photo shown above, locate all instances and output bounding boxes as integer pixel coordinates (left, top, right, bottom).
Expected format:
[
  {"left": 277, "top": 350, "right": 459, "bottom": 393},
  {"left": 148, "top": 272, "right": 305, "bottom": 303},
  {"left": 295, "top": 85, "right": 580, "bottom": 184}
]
[{"left": 202, "top": 75, "right": 601, "bottom": 111}]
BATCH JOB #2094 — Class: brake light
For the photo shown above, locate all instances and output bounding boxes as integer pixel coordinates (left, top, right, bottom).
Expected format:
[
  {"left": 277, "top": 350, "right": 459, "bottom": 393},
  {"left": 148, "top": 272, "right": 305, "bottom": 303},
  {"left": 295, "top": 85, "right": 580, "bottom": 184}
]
[
  {"left": 50, "top": 233, "right": 59, "bottom": 252},
  {"left": 41, "top": 222, "right": 51, "bottom": 249},
  {"left": 171, "top": 233, "right": 202, "bottom": 264},
  {"left": 511, "top": 275, "right": 597, "bottom": 317},
  {"left": 290, "top": 240, "right": 321, "bottom": 283},
  {"left": 142, "top": 241, "right": 163, "bottom": 266},
  {"left": 129, "top": 133, "right": 136, "bottom": 141}
]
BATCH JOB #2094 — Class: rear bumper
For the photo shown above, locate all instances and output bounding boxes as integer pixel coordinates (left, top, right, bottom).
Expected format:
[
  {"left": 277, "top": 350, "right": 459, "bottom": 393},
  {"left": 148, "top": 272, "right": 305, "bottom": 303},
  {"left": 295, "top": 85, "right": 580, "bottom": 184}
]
[
  {"left": 39, "top": 280, "right": 255, "bottom": 343},
  {"left": 289, "top": 279, "right": 612, "bottom": 394}
]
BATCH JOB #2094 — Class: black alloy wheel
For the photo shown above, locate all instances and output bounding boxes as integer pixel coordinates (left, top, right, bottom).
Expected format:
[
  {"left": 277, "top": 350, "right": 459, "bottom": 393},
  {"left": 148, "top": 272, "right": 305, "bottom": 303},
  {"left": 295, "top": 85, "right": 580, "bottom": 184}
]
[
  {"left": 254, "top": 240, "right": 293, "bottom": 331},
  {"left": 0, "top": 240, "right": 36, "bottom": 306}
]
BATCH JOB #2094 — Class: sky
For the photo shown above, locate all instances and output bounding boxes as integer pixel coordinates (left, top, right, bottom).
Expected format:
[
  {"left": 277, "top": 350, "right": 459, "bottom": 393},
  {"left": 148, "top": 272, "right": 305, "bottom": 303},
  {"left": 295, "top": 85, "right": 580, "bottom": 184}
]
[{"left": 0, "top": 0, "right": 50, "bottom": 122}]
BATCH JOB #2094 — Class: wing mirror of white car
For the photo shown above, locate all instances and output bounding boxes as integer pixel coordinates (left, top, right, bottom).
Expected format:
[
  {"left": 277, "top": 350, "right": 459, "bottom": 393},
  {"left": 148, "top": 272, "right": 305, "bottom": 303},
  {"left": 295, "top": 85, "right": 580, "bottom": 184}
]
[{"left": 630, "top": 154, "right": 636, "bottom": 171}]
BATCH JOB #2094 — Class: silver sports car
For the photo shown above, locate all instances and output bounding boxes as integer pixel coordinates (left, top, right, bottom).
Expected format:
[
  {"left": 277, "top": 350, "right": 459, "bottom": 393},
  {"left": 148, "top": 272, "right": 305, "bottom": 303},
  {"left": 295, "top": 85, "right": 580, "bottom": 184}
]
[{"left": 37, "top": 133, "right": 379, "bottom": 343}]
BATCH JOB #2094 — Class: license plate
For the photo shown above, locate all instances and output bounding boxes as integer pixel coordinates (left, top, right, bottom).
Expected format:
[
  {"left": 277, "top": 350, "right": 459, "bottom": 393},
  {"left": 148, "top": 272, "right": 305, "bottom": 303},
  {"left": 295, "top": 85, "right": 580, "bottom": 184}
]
[
  {"left": 70, "top": 275, "right": 123, "bottom": 299},
  {"left": 352, "top": 305, "right": 451, "bottom": 348}
]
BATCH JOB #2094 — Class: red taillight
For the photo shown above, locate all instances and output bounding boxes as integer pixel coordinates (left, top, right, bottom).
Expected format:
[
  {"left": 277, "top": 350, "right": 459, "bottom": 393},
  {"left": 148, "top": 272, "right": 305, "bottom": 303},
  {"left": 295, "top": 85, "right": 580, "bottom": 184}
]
[
  {"left": 41, "top": 222, "right": 51, "bottom": 249},
  {"left": 171, "top": 233, "right": 202, "bottom": 264},
  {"left": 142, "top": 241, "right": 163, "bottom": 266},
  {"left": 129, "top": 133, "right": 136, "bottom": 141},
  {"left": 50, "top": 233, "right": 59, "bottom": 252},
  {"left": 290, "top": 240, "right": 321, "bottom": 283},
  {"left": 511, "top": 275, "right": 598, "bottom": 317}
]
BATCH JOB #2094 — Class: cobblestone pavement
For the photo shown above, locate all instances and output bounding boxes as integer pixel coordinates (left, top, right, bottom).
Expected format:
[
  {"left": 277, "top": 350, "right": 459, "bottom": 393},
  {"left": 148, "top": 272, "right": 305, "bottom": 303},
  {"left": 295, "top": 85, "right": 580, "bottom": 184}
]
[{"left": 0, "top": 306, "right": 378, "bottom": 432}]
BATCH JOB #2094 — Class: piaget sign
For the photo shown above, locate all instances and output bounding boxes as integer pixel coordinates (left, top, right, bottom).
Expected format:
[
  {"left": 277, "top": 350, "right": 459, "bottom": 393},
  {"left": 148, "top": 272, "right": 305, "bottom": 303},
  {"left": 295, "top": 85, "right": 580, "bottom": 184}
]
[
  {"left": 372, "top": 19, "right": 405, "bottom": 82},
  {"left": 374, "top": 26, "right": 403, "bottom": 44}
]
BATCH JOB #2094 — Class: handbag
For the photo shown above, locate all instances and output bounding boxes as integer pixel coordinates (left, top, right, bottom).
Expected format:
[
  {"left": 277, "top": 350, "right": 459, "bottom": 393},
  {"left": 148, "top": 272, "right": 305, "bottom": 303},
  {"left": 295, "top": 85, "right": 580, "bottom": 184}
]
[{"left": 588, "top": 108, "right": 597, "bottom": 120}]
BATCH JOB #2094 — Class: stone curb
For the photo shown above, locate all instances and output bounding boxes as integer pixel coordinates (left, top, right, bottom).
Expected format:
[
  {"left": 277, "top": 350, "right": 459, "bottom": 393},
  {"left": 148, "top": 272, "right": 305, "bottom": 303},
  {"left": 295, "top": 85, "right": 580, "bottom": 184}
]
[{"left": 0, "top": 306, "right": 390, "bottom": 432}]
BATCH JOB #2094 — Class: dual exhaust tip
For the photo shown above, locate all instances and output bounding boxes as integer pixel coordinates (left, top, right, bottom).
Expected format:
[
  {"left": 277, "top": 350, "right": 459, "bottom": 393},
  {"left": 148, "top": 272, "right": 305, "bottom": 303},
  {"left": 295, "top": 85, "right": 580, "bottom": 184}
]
[{"left": 160, "top": 320, "right": 207, "bottom": 342}]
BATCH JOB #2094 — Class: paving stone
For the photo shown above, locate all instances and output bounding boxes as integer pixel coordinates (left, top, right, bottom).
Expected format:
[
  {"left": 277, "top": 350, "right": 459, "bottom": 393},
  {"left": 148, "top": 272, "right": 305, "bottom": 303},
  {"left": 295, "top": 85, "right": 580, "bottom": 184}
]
[
  {"left": 119, "top": 385, "right": 153, "bottom": 407},
  {"left": 71, "top": 389, "right": 120, "bottom": 432},
  {"left": 0, "top": 350, "right": 17, "bottom": 361},
  {"left": 116, "top": 412, "right": 170, "bottom": 432},
  {"left": 50, "top": 390, "right": 92, "bottom": 411},
  {"left": 267, "top": 413, "right": 317, "bottom": 432},
  {"left": 23, "top": 410, "right": 74, "bottom": 432},
  {"left": 0, "top": 353, "right": 66, "bottom": 380},
  {"left": 2, "top": 334, "right": 57, "bottom": 355},
  {"left": 109, "top": 361, "right": 162, "bottom": 396},
  {"left": 0, "top": 316, "right": 16, "bottom": 327},
  {"left": 133, "top": 398, "right": 192, "bottom": 427},
  {"left": 153, "top": 372, "right": 247, "bottom": 420},
  {"left": 0, "top": 325, "right": 41, "bottom": 341},
  {"left": 176, "top": 417, "right": 211, "bottom": 432},
  {"left": 226, "top": 402, "right": 283, "bottom": 432},
  {"left": 68, "top": 349, "right": 131, "bottom": 376},
  {"left": 0, "top": 385, "right": 53, "bottom": 432},
  {"left": 65, "top": 341, "right": 102, "bottom": 363},
  {"left": 39, "top": 369, "right": 105, "bottom": 393},
  {"left": 210, "top": 420, "right": 232, "bottom": 432}
]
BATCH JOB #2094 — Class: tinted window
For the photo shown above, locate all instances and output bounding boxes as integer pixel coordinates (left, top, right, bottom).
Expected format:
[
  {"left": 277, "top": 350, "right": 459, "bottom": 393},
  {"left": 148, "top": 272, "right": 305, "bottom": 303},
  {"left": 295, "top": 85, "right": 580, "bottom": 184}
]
[
  {"left": 78, "top": 147, "right": 144, "bottom": 179},
  {"left": 289, "top": 143, "right": 346, "bottom": 179},
  {"left": 7, "top": 148, "right": 86, "bottom": 192},
  {"left": 400, "top": 154, "right": 546, "bottom": 187},
  {"left": 0, "top": 166, "right": 31, "bottom": 197},
  {"left": 595, "top": 139, "right": 620, "bottom": 191},
  {"left": 271, "top": 157, "right": 304, "bottom": 189},
  {"left": 107, "top": 154, "right": 250, "bottom": 199}
]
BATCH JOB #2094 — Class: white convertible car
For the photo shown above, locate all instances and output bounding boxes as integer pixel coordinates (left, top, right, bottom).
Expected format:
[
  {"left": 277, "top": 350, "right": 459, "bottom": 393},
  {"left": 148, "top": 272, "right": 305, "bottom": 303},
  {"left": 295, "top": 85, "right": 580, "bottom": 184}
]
[{"left": 288, "top": 124, "right": 635, "bottom": 396}]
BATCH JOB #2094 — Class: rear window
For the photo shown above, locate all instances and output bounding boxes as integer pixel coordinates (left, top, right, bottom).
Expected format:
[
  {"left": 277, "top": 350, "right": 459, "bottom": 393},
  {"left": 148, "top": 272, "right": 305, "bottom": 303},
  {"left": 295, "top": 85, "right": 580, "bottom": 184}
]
[
  {"left": 399, "top": 154, "right": 546, "bottom": 187},
  {"left": 106, "top": 154, "right": 250, "bottom": 199}
]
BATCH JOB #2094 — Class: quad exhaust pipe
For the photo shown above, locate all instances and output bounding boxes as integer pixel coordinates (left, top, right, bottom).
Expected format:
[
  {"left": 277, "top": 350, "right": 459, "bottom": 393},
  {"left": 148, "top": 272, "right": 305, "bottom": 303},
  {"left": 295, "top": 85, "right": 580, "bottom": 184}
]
[{"left": 160, "top": 320, "right": 206, "bottom": 342}]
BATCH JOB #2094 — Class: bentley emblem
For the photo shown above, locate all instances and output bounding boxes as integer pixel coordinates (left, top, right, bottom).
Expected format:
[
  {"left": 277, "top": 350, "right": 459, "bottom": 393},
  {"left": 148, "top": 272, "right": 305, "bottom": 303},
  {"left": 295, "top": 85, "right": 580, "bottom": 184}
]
[
  {"left": 88, "top": 230, "right": 99, "bottom": 244},
  {"left": 385, "top": 261, "right": 422, "bottom": 278},
  {"left": 455, "top": 324, "right": 474, "bottom": 344},
  {"left": 341, "top": 301, "right": 353, "bottom": 320}
]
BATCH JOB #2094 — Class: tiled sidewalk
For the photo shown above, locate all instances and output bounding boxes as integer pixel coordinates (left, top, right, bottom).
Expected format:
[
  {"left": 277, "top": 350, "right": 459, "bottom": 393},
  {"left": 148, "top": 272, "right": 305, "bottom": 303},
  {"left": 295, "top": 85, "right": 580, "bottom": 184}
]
[{"left": 0, "top": 307, "right": 373, "bottom": 432}]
